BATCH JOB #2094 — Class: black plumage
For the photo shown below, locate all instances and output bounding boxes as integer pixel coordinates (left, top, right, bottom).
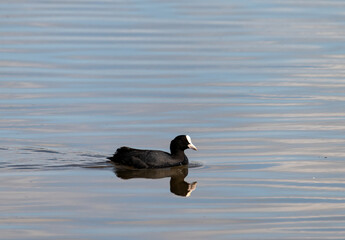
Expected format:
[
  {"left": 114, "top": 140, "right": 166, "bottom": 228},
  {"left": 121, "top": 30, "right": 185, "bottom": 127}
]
[{"left": 107, "top": 135, "right": 197, "bottom": 169}]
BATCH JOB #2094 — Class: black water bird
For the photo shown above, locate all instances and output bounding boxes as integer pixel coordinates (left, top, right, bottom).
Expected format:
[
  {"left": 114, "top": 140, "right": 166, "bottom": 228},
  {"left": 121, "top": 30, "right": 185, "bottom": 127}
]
[{"left": 108, "top": 135, "right": 197, "bottom": 169}]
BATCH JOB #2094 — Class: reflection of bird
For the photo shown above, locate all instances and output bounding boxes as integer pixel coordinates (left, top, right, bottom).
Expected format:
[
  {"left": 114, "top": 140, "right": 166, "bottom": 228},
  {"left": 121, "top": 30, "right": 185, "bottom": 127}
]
[
  {"left": 114, "top": 165, "right": 197, "bottom": 197},
  {"left": 108, "top": 135, "right": 197, "bottom": 169},
  {"left": 170, "top": 174, "right": 197, "bottom": 197}
]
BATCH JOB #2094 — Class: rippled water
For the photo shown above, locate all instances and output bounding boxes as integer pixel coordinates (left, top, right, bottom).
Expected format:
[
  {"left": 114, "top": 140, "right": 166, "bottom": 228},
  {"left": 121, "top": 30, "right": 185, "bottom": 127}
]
[{"left": 2, "top": 0, "right": 345, "bottom": 239}]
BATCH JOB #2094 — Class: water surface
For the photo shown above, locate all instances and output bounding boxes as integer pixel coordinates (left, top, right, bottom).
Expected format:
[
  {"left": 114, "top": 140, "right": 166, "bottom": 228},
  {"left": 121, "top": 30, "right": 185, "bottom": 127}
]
[{"left": 2, "top": 0, "right": 345, "bottom": 239}]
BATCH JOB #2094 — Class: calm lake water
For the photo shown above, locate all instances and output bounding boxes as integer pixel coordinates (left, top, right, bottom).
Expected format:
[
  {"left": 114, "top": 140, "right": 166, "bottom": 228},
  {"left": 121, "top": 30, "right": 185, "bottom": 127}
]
[{"left": 2, "top": 0, "right": 345, "bottom": 239}]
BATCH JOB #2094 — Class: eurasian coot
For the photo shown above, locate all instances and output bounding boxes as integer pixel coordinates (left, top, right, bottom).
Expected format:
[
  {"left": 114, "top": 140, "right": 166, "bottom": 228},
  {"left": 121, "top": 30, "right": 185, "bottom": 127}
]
[{"left": 108, "top": 135, "right": 197, "bottom": 169}]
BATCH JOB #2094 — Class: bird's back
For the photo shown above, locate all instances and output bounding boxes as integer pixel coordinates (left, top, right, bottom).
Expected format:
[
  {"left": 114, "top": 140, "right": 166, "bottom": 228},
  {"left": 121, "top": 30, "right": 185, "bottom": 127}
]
[{"left": 108, "top": 146, "right": 186, "bottom": 168}]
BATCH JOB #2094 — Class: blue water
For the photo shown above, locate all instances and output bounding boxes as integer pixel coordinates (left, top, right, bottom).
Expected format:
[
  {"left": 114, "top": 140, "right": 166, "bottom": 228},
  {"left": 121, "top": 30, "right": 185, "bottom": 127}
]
[{"left": 2, "top": 0, "right": 345, "bottom": 239}]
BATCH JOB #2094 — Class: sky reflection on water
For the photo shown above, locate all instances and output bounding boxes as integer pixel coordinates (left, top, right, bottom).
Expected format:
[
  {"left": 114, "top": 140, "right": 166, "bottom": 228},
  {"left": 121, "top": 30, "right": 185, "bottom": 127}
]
[{"left": 1, "top": 0, "right": 345, "bottom": 239}]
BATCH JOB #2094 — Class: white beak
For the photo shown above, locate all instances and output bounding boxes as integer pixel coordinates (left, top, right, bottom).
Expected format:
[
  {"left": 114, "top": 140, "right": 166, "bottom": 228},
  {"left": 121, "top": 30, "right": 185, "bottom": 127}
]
[
  {"left": 188, "top": 143, "right": 198, "bottom": 151},
  {"left": 186, "top": 135, "right": 197, "bottom": 151}
]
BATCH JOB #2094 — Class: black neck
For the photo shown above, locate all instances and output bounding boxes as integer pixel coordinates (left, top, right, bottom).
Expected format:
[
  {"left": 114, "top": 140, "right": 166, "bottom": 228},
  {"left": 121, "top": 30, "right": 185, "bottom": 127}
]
[
  {"left": 170, "top": 140, "right": 187, "bottom": 159},
  {"left": 171, "top": 149, "right": 185, "bottom": 159}
]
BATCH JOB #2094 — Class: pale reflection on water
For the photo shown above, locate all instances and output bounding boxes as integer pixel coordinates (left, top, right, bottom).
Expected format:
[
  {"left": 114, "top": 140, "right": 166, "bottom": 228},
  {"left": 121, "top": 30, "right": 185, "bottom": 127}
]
[{"left": 2, "top": 0, "right": 345, "bottom": 239}]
